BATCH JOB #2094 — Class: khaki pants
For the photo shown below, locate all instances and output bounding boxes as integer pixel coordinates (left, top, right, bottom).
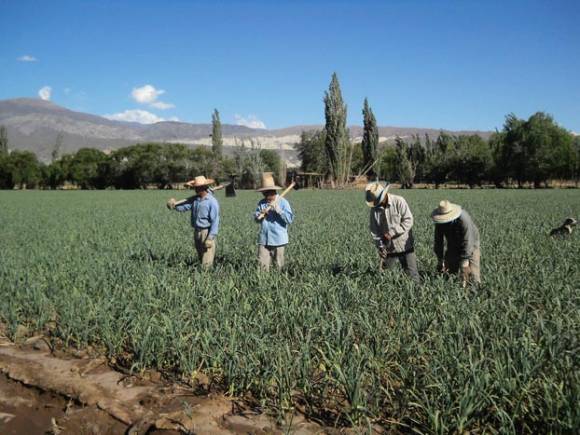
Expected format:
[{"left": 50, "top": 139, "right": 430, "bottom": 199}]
[
  {"left": 380, "top": 251, "right": 420, "bottom": 283},
  {"left": 446, "top": 247, "right": 481, "bottom": 284},
  {"left": 258, "top": 245, "right": 285, "bottom": 272},
  {"left": 194, "top": 228, "right": 216, "bottom": 269}
]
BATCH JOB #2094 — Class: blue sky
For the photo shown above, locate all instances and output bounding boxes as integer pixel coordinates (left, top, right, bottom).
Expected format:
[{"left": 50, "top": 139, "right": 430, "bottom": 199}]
[{"left": 1, "top": 0, "right": 579, "bottom": 131}]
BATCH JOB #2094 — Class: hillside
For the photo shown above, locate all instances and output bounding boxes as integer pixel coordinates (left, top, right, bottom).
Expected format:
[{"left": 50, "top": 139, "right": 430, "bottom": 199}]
[{"left": 0, "top": 98, "right": 493, "bottom": 164}]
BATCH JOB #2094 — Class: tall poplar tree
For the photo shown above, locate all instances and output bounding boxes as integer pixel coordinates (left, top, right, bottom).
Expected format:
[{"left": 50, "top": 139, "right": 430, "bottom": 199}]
[
  {"left": 211, "top": 109, "right": 223, "bottom": 157},
  {"left": 0, "top": 125, "right": 8, "bottom": 155},
  {"left": 361, "top": 98, "right": 378, "bottom": 177},
  {"left": 324, "top": 73, "right": 349, "bottom": 184}
]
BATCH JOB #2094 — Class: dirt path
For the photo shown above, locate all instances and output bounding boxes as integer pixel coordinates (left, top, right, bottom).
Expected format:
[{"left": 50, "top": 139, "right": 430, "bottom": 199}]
[{"left": 0, "top": 338, "right": 328, "bottom": 434}]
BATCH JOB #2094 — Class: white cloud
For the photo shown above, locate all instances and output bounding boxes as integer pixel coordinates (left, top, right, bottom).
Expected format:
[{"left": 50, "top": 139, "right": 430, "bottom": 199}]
[
  {"left": 18, "top": 55, "right": 37, "bottom": 62},
  {"left": 131, "top": 84, "right": 164, "bottom": 104},
  {"left": 38, "top": 86, "right": 52, "bottom": 101},
  {"left": 150, "top": 101, "right": 175, "bottom": 110},
  {"left": 234, "top": 114, "right": 267, "bottom": 129},
  {"left": 103, "top": 109, "right": 179, "bottom": 124},
  {"left": 130, "top": 84, "right": 175, "bottom": 110}
]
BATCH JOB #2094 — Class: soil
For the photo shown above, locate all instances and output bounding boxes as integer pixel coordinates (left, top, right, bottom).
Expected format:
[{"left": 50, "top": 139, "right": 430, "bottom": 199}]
[{"left": 0, "top": 336, "right": 356, "bottom": 434}]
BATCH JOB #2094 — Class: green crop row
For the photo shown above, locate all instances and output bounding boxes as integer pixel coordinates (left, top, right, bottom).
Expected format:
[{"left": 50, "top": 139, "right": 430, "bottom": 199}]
[{"left": 0, "top": 189, "right": 578, "bottom": 433}]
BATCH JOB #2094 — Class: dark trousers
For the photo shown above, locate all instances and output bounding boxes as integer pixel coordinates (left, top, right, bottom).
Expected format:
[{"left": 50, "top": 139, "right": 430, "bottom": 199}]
[{"left": 381, "top": 251, "right": 420, "bottom": 282}]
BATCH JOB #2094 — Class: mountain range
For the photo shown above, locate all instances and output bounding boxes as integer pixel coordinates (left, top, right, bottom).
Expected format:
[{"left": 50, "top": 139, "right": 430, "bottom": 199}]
[{"left": 0, "top": 98, "right": 493, "bottom": 165}]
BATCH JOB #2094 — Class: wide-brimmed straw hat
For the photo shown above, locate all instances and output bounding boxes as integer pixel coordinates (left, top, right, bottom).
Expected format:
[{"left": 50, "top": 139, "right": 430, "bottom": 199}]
[
  {"left": 256, "top": 172, "right": 282, "bottom": 192},
  {"left": 431, "top": 200, "right": 462, "bottom": 224},
  {"left": 185, "top": 175, "right": 215, "bottom": 188},
  {"left": 365, "top": 182, "right": 390, "bottom": 207}
]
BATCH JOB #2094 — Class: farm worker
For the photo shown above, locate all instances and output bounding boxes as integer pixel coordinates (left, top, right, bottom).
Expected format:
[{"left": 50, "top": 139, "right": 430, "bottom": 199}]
[
  {"left": 254, "top": 172, "right": 294, "bottom": 271},
  {"left": 431, "top": 200, "right": 481, "bottom": 286},
  {"left": 166, "top": 175, "right": 220, "bottom": 269},
  {"left": 366, "top": 182, "right": 420, "bottom": 282}
]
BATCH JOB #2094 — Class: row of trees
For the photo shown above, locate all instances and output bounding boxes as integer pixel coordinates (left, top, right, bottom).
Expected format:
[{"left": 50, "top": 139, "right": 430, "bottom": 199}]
[
  {"left": 0, "top": 140, "right": 283, "bottom": 191},
  {"left": 0, "top": 106, "right": 288, "bottom": 190},
  {"left": 296, "top": 74, "right": 580, "bottom": 188},
  {"left": 378, "top": 113, "right": 580, "bottom": 188},
  {"left": 1, "top": 73, "right": 579, "bottom": 189}
]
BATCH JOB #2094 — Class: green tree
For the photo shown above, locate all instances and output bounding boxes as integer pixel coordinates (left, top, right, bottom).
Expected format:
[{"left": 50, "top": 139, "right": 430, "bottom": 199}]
[
  {"left": 409, "top": 134, "right": 426, "bottom": 182},
  {"left": 158, "top": 143, "right": 195, "bottom": 188},
  {"left": 43, "top": 154, "right": 73, "bottom": 189},
  {"left": 259, "top": 149, "right": 282, "bottom": 182},
  {"left": 4, "top": 151, "right": 42, "bottom": 189},
  {"left": 424, "top": 133, "right": 453, "bottom": 188},
  {"left": 573, "top": 135, "right": 580, "bottom": 186},
  {"left": 234, "top": 139, "right": 264, "bottom": 189},
  {"left": 448, "top": 135, "right": 493, "bottom": 188},
  {"left": 190, "top": 146, "right": 220, "bottom": 180},
  {"left": 68, "top": 148, "right": 109, "bottom": 189},
  {"left": 211, "top": 109, "right": 223, "bottom": 157},
  {"left": 52, "top": 132, "right": 63, "bottom": 162},
  {"left": 377, "top": 146, "right": 397, "bottom": 182},
  {"left": 361, "top": 98, "right": 378, "bottom": 177},
  {"left": 110, "top": 143, "right": 163, "bottom": 188},
  {"left": 295, "top": 130, "right": 327, "bottom": 174},
  {"left": 0, "top": 125, "right": 8, "bottom": 156},
  {"left": 495, "top": 112, "right": 574, "bottom": 187},
  {"left": 394, "top": 137, "right": 415, "bottom": 188},
  {"left": 324, "top": 73, "right": 349, "bottom": 185}
]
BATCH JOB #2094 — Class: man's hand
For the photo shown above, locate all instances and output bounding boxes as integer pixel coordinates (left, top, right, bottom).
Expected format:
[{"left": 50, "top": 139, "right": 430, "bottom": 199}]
[
  {"left": 204, "top": 238, "right": 214, "bottom": 249},
  {"left": 273, "top": 203, "right": 283, "bottom": 215},
  {"left": 460, "top": 260, "right": 471, "bottom": 287},
  {"left": 166, "top": 198, "right": 176, "bottom": 210},
  {"left": 436, "top": 259, "right": 446, "bottom": 274},
  {"left": 378, "top": 247, "right": 388, "bottom": 259},
  {"left": 383, "top": 232, "right": 392, "bottom": 241}
]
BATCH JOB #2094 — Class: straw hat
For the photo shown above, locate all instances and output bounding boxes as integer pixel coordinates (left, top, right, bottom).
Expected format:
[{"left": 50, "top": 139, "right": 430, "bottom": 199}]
[
  {"left": 365, "top": 182, "right": 390, "bottom": 207},
  {"left": 431, "top": 200, "right": 462, "bottom": 224},
  {"left": 256, "top": 172, "right": 282, "bottom": 192},
  {"left": 185, "top": 175, "right": 215, "bottom": 188}
]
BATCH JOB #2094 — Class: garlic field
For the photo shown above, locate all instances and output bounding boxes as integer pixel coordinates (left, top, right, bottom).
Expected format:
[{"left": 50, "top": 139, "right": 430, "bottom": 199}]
[{"left": 1, "top": 189, "right": 578, "bottom": 433}]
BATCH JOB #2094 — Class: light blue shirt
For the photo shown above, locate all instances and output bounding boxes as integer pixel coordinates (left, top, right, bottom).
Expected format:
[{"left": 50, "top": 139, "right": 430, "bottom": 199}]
[
  {"left": 254, "top": 196, "right": 294, "bottom": 246},
  {"left": 175, "top": 193, "right": 220, "bottom": 239}
]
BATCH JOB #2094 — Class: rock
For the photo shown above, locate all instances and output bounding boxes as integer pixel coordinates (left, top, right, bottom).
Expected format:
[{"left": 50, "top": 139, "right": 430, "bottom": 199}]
[
  {"left": 33, "top": 338, "right": 51, "bottom": 352},
  {"left": 0, "top": 412, "right": 16, "bottom": 423},
  {"left": 14, "top": 325, "right": 29, "bottom": 342}
]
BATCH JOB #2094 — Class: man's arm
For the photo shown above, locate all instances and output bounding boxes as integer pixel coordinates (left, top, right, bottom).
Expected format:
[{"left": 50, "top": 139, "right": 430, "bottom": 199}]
[
  {"left": 274, "top": 199, "right": 294, "bottom": 224},
  {"left": 387, "top": 198, "right": 414, "bottom": 238},
  {"left": 458, "top": 214, "right": 475, "bottom": 261},
  {"left": 254, "top": 201, "right": 265, "bottom": 222},
  {"left": 207, "top": 200, "right": 220, "bottom": 239},
  {"left": 370, "top": 210, "right": 384, "bottom": 249},
  {"left": 434, "top": 224, "right": 444, "bottom": 259},
  {"left": 175, "top": 200, "right": 193, "bottom": 212}
]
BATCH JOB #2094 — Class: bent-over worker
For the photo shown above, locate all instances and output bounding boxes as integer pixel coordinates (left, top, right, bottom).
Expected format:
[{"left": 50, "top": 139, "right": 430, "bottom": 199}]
[
  {"left": 367, "top": 182, "right": 420, "bottom": 282},
  {"left": 431, "top": 200, "right": 481, "bottom": 286}
]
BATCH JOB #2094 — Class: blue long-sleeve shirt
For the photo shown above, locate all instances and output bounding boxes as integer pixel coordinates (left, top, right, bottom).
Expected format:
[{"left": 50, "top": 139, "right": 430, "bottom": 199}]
[
  {"left": 254, "top": 196, "right": 294, "bottom": 246},
  {"left": 175, "top": 193, "right": 220, "bottom": 239}
]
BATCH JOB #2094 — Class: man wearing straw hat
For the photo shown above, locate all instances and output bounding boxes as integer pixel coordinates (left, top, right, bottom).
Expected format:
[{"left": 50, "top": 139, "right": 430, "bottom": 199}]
[
  {"left": 366, "top": 182, "right": 420, "bottom": 282},
  {"left": 254, "top": 172, "right": 294, "bottom": 271},
  {"left": 431, "top": 200, "right": 481, "bottom": 286},
  {"left": 166, "top": 175, "right": 220, "bottom": 269}
]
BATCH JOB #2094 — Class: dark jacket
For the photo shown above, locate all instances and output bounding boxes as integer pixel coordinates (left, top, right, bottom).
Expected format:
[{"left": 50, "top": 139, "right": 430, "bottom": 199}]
[{"left": 434, "top": 210, "right": 480, "bottom": 261}]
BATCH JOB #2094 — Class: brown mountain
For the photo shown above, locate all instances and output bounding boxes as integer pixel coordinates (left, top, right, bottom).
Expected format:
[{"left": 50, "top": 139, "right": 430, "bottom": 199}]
[{"left": 0, "top": 98, "right": 493, "bottom": 164}]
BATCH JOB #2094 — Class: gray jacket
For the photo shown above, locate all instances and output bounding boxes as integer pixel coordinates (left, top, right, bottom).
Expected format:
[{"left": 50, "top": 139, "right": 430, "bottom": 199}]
[
  {"left": 370, "top": 194, "right": 415, "bottom": 254},
  {"left": 434, "top": 210, "right": 480, "bottom": 261}
]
